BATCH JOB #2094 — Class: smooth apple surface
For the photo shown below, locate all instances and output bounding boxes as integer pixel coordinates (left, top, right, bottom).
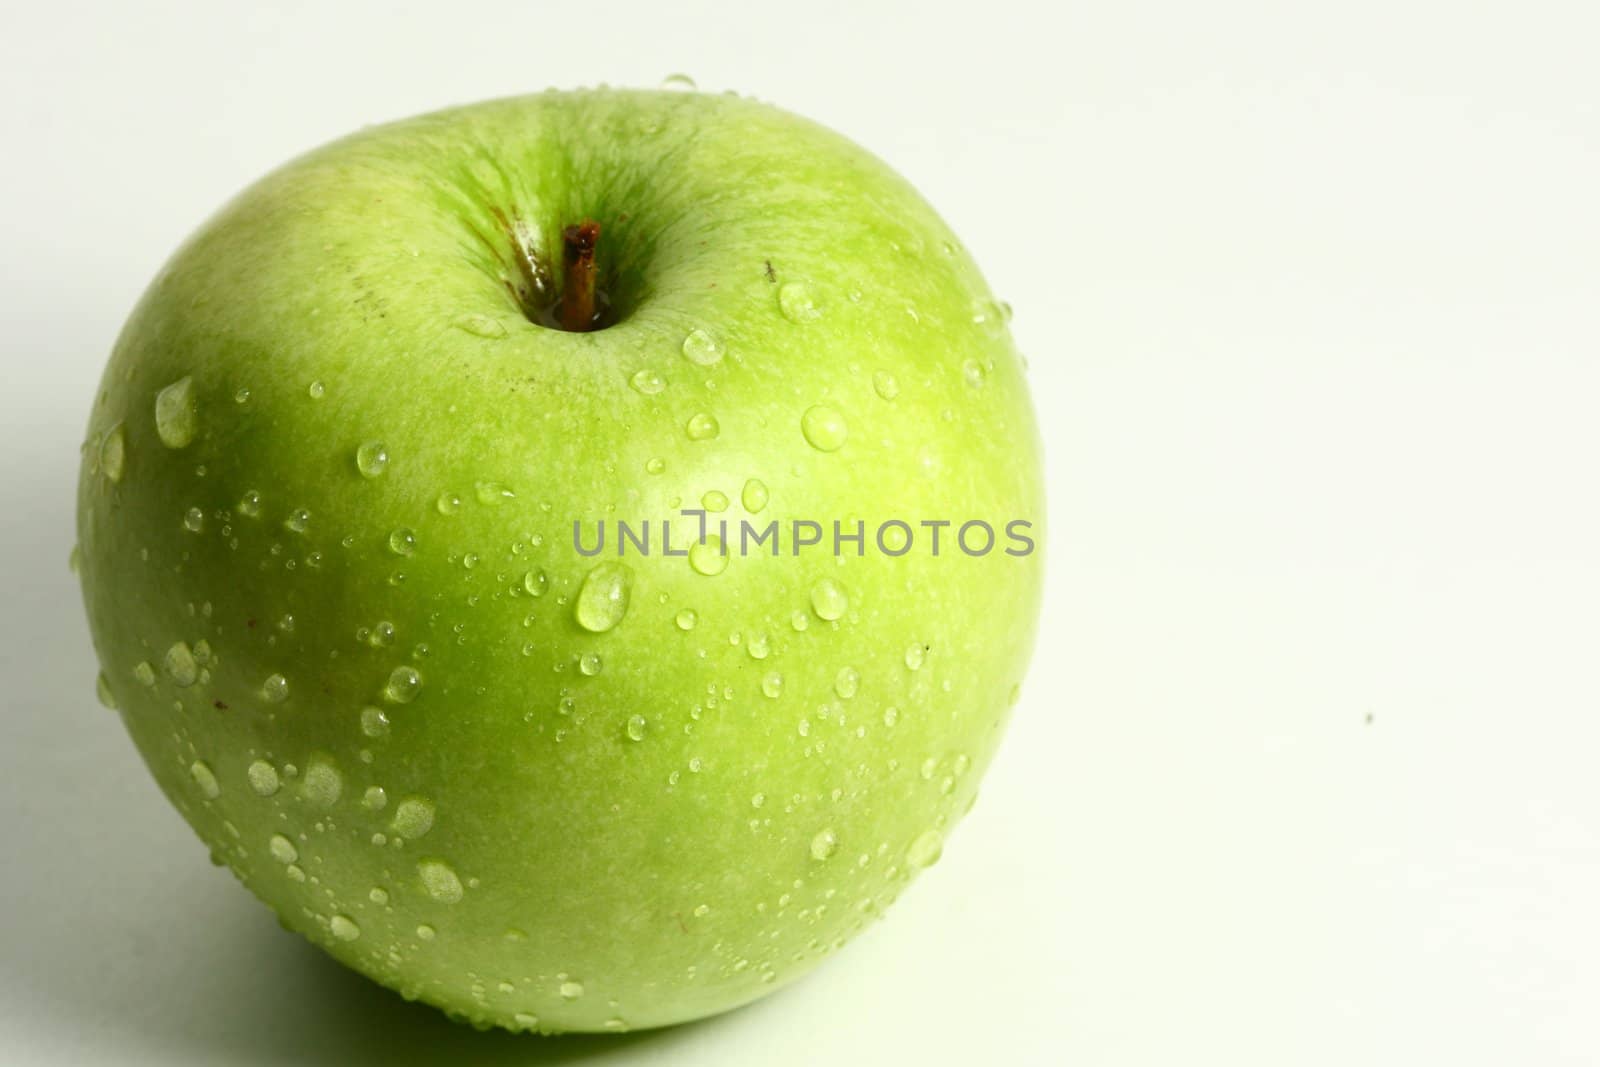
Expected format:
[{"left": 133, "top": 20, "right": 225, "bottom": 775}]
[{"left": 75, "top": 88, "right": 1044, "bottom": 1032}]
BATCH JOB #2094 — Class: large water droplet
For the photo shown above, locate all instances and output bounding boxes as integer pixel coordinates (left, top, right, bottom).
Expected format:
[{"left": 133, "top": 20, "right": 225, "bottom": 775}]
[
  {"left": 809, "top": 578, "right": 849, "bottom": 621},
  {"left": 100, "top": 423, "right": 126, "bottom": 482},
  {"left": 741, "top": 478, "right": 769, "bottom": 513},
  {"left": 523, "top": 568, "right": 549, "bottom": 597},
  {"left": 360, "top": 706, "right": 390, "bottom": 737},
  {"left": 629, "top": 368, "right": 666, "bottom": 395},
  {"left": 384, "top": 666, "right": 423, "bottom": 704},
  {"left": 388, "top": 527, "right": 417, "bottom": 556},
  {"left": 907, "top": 829, "right": 945, "bottom": 869},
  {"left": 247, "top": 760, "right": 280, "bottom": 796},
  {"left": 578, "top": 652, "right": 602, "bottom": 676},
  {"left": 182, "top": 507, "right": 204, "bottom": 533},
  {"left": 164, "top": 642, "right": 198, "bottom": 687},
  {"left": 778, "top": 282, "right": 821, "bottom": 323},
  {"left": 356, "top": 440, "right": 389, "bottom": 478},
  {"left": 626, "top": 714, "right": 648, "bottom": 741},
  {"left": 689, "top": 536, "right": 728, "bottom": 576},
  {"left": 810, "top": 828, "right": 839, "bottom": 861},
  {"left": 300, "top": 756, "right": 343, "bottom": 807},
  {"left": 685, "top": 412, "right": 720, "bottom": 441},
  {"left": 238, "top": 490, "right": 262, "bottom": 517},
  {"left": 155, "top": 377, "right": 198, "bottom": 449},
  {"left": 259, "top": 673, "right": 289, "bottom": 704},
  {"left": 801, "top": 405, "right": 848, "bottom": 451},
  {"left": 330, "top": 915, "right": 362, "bottom": 942},
  {"left": 574, "top": 562, "right": 633, "bottom": 633},
  {"left": 392, "top": 797, "right": 435, "bottom": 839},
  {"left": 681, "top": 328, "right": 722, "bottom": 366},
  {"left": 675, "top": 609, "right": 697, "bottom": 630},
  {"left": 189, "top": 760, "right": 220, "bottom": 799},
  {"left": 269, "top": 833, "right": 298, "bottom": 863},
  {"left": 559, "top": 978, "right": 585, "bottom": 999},
  {"left": 418, "top": 859, "right": 464, "bottom": 903}
]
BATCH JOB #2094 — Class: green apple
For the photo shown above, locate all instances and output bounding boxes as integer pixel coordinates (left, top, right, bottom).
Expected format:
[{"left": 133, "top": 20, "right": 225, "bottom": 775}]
[{"left": 74, "top": 87, "right": 1044, "bottom": 1033}]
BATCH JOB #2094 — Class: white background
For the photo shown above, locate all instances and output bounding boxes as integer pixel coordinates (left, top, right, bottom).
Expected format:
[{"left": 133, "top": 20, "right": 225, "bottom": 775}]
[{"left": 2, "top": 1, "right": 1597, "bottom": 1064}]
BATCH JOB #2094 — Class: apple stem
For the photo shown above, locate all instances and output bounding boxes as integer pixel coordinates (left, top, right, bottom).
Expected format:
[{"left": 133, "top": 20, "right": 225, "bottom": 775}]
[{"left": 559, "top": 221, "right": 601, "bottom": 332}]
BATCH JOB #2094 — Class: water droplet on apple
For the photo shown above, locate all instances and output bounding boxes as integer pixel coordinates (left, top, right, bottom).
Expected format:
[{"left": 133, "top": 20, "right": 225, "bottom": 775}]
[
  {"left": 301, "top": 756, "right": 343, "bottom": 807},
  {"left": 369, "top": 886, "right": 390, "bottom": 906},
  {"left": 308, "top": 380, "right": 327, "bottom": 399},
  {"left": 238, "top": 490, "right": 262, "bottom": 517},
  {"left": 907, "top": 829, "right": 945, "bottom": 869},
  {"left": 629, "top": 368, "right": 666, "bottom": 395},
  {"left": 189, "top": 760, "right": 220, "bottom": 799},
  {"left": 247, "top": 760, "right": 280, "bottom": 796},
  {"left": 800, "top": 405, "right": 847, "bottom": 451},
  {"left": 872, "top": 370, "right": 900, "bottom": 400},
  {"left": 559, "top": 978, "right": 585, "bottom": 999},
  {"left": 100, "top": 423, "right": 126, "bottom": 482},
  {"left": 363, "top": 785, "right": 388, "bottom": 811},
  {"left": 762, "top": 672, "right": 783, "bottom": 698},
  {"left": 360, "top": 706, "right": 390, "bottom": 737},
  {"left": 384, "top": 666, "right": 423, "bottom": 703},
  {"left": 681, "top": 328, "right": 721, "bottom": 365},
  {"left": 155, "top": 376, "right": 198, "bottom": 448},
  {"left": 778, "top": 281, "right": 821, "bottom": 323},
  {"left": 234, "top": 387, "right": 251, "bottom": 404},
  {"left": 164, "top": 642, "right": 198, "bottom": 687},
  {"left": 418, "top": 859, "right": 464, "bottom": 903},
  {"left": 646, "top": 457, "right": 666, "bottom": 475},
  {"left": 391, "top": 796, "right": 435, "bottom": 839},
  {"left": 578, "top": 652, "right": 602, "bottom": 676},
  {"left": 741, "top": 478, "right": 769, "bottom": 513},
  {"left": 626, "top": 714, "right": 647, "bottom": 741},
  {"left": 259, "top": 673, "right": 289, "bottom": 704},
  {"left": 688, "top": 536, "right": 728, "bottom": 576},
  {"left": 883, "top": 706, "right": 900, "bottom": 727},
  {"left": 475, "top": 481, "right": 514, "bottom": 505},
  {"left": 962, "top": 359, "right": 988, "bottom": 387},
  {"left": 810, "top": 828, "right": 839, "bottom": 861},
  {"left": 452, "top": 313, "right": 508, "bottom": 339},
  {"left": 675, "top": 609, "right": 697, "bottom": 630},
  {"left": 746, "top": 632, "right": 770, "bottom": 659},
  {"left": 133, "top": 661, "right": 156, "bottom": 687},
  {"left": 573, "top": 561, "right": 633, "bottom": 633},
  {"left": 523, "top": 569, "right": 548, "bottom": 597},
  {"left": 809, "top": 578, "right": 849, "bottom": 621},
  {"left": 835, "top": 667, "right": 859, "bottom": 698},
  {"left": 436, "top": 492, "right": 462, "bottom": 515},
  {"left": 182, "top": 507, "right": 204, "bottom": 533},
  {"left": 269, "top": 833, "right": 298, "bottom": 863},
  {"left": 356, "top": 441, "right": 389, "bottom": 478},
  {"left": 94, "top": 671, "right": 117, "bottom": 710},
  {"left": 284, "top": 508, "right": 310, "bottom": 534},
  {"left": 685, "top": 412, "right": 720, "bottom": 441},
  {"left": 330, "top": 915, "right": 361, "bottom": 942},
  {"left": 904, "top": 644, "right": 926, "bottom": 670},
  {"left": 701, "top": 489, "right": 729, "bottom": 512},
  {"left": 416, "top": 923, "right": 436, "bottom": 941},
  {"left": 660, "top": 72, "right": 697, "bottom": 91}
]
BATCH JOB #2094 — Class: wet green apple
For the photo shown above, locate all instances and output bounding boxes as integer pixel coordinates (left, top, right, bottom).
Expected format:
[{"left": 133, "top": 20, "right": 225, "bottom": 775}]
[{"left": 75, "top": 88, "right": 1044, "bottom": 1033}]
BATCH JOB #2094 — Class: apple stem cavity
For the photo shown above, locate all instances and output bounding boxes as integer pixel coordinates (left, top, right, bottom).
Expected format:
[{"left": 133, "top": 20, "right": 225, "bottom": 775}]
[{"left": 558, "top": 220, "right": 602, "bottom": 332}]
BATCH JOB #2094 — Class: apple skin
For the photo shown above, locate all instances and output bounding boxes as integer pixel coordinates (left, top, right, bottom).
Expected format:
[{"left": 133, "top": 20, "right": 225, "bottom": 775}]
[{"left": 75, "top": 88, "right": 1044, "bottom": 1032}]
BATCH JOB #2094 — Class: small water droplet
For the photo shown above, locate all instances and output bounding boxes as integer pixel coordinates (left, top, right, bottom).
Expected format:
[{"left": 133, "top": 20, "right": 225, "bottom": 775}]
[
  {"left": 689, "top": 536, "right": 728, "bottom": 576},
  {"left": 574, "top": 561, "right": 633, "bottom": 633},
  {"left": 155, "top": 377, "right": 198, "bottom": 449},
  {"left": 247, "top": 760, "right": 280, "bottom": 796},
  {"left": 810, "top": 828, "right": 839, "bottom": 861},
  {"left": 626, "top": 714, "right": 647, "bottom": 741},
  {"left": 701, "top": 489, "right": 729, "bottom": 513},
  {"left": 741, "top": 478, "right": 769, "bottom": 513},
  {"left": 790, "top": 610, "right": 809, "bottom": 631},
  {"left": 559, "top": 979, "right": 585, "bottom": 999},
  {"left": 835, "top": 667, "right": 860, "bottom": 698},
  {"left": 681, "top": 328, "right": 721, "bottom": 366},
  {"left": 392, "top": 797, "right": 435, "bottom": 839},
  {"left": 907, "top": 829, "right": 945, "bottom": 869},
  {"left": 801, "top": 405, "right": 848, "bottom": 452},
  {"left": 269, "top": 834, "right": 298, "bottom": 863},
  {"left": 384, "top": 666, "right": 423, "bottom": 704},
  {"left": 872, "top": 370, "right": 900, "bottom": 400},
  {"left": 189, "top": 760, "right": 220, "bottom": 799},
  {"left": 369, "top": 886, "right": 390, "bottom": 905},
  {"left": 746, "top": 632, "right": 770, "bottom": 659},
  {"left": 416, "top": 923, "right": 436, "bottom": 941},
  {"left": 883, "top": 706, "right": 900, "bottom": 727},
  {"left": 301, "top": 756, "right": 343, "bottom": 807},
  {"left": 133, "top": 661, "right": 156, "bottom": 687},
  {"left": 233, "top": 386, "right": 251, "bottom": 404},
  {"left": 363, "top": 785, "right": 388, "bottom": 811},
  {"left": 661, "top": 72, "right": 697, "bottom": 91},
  {"left": 182, "top": 507, "right": 204, "bottom": 533},
  {"left": 523, "top": 569, "right": 548, "bottom": 597},
  {"left": 646, "top": 457, "right": 666, "bottom": 475},
  {"left": 356, "top": 441, "right": 389, "bottom": 478},
  {"left": 307, "top": 380, "right": 326, "bottom": 399},
  {"left": 475, "top": 481, "right": 514, "bottom": 505},
  {"left": 360, "top": 706, "right": 390, "bottom": 737},
  {"left": 762, "top": 671, "right": 784, "bottom": 698},
  {"left": 685, "top": 412, "right": 720, "bottom": 441},
  {"left": 579, "top": 652, "right": 603, "bottom": 676},
  {"left": 418, "top": 859, "right": 464, "bottom": 903},
  {"left": 284, "top": 508, "right": 310, "bottom": 534},
  {"left": 238, "top": 490, "right": 262, "bottom": 517},
  {"left": 751, "top": 792, "right": 766, "bottom": 808},
  {"left": 259, "top": 673, "right": 289, "bottom": 704},
  {"left": 330, "top": 914, "right": 361, "bottom": 942},
  {"left": 164, "top": 642, "right": 198, "bottom": 687},
  {"left": 100, "top": 423, "right": 126, "bottom": 482},
  {"left": 675, "top": 609, "right": 697, "bottom": 631},
  {"left": 629, "top": 368, "right": 666, "bottom": 395},
  {"left": 810, "top": 578, "right": 849, "bottom": 621},
  {"left": 962, "top": 359, "right": 987, "bottom": 387},
  {"left": 436, "top": 492, "right": 462, "bottom": 515},
  {"left": 905, "top": 644, "right": 926, "bottom": 670},
  {"left": 94, "top": 671, "right": 117, "bottom": 710},
  {"left": 453, "top": 313, "right": 507, "bottom": 339},
  {"left": 778, "top": 281, "right": 821, "bottom": 323}
]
